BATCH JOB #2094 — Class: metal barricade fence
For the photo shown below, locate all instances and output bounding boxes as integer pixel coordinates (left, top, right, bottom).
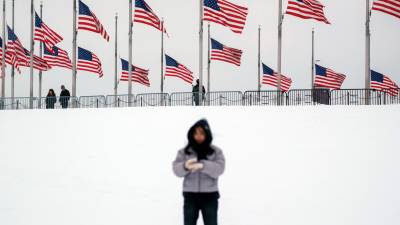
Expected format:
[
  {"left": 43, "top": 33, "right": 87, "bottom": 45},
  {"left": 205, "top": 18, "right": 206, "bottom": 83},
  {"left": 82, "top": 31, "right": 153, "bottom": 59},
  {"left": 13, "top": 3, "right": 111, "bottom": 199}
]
[
  {"left": 169, "top": 92, "right": 197, "bottom": 106},
  {"left": 78, "top": 96, "right": 107, "bottom": 108},
  {"left": 206, "top": 91, "right": 243, "bottom": 106},
  {"left": 330, "top": 89, "right": 385, "bottom": 105},
  {"left": 243, "top": 91, "right": 283, "bottom": 106},
  {"left": 379, "top": 89, "right": 400, "bottom": 105},
  {"left": 136, "top": 93, "right": 169, "bottom": 107},
  {"left": 106, "top": 95, "right": 135, "bottom": 107},
  {"left": 286, "top": 89, "right": 331, "bottom": 106},
  {"left": 0, "top": 97, "right": 34, "bottom": 110}
]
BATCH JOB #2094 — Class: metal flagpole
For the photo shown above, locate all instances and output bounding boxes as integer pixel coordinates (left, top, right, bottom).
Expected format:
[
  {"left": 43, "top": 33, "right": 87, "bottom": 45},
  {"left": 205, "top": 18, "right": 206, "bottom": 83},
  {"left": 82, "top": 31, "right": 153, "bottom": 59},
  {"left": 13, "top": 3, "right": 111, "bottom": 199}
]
[
  {"left": 114, "top": 13, "right": 118, "bottom": 106},
  {"left": 11, "top": 0, "right": 14, "bottom": 105},
  {"left": 128, "top": 0, "right": 133, "bottom": 106},
  {"left": 257, "top": 25, "right": 261, "bottom": 92},
  {"left": 72, "top": 0, "right": 77, "bottom": 107},
  {"left": 29, "top": 0, "right": 35, "bottom": 109},
  {"left": 311, "top": 28, "right": 315, "bottom": 89},
  {"left": 1, "top": 0, "right": 5, "bottom": 99},
  {"left": 199, "top": 0, "right": 204, "bottom": 106},
  {"left": 277, "top": 0, "right": 283, "bottom": 105},
  {"left": 161, "top": 19, "right": 164, "bottom": 94},
  {"left": 207, "top": 23, "right": 210, "bottom": 94},
  {"left": 365, "top": 0, "right": 371, "bottom": 105},
  {"left": 38, "top": 1, "right": 43, "bottom": 108}
]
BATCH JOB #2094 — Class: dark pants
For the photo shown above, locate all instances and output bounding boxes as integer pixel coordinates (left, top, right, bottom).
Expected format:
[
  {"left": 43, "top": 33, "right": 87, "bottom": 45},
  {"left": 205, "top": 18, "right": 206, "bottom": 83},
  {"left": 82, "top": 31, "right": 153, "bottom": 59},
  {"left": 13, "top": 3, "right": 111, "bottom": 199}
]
[{"left": 183, "top": 193, "right": 219, "bottom": 225}]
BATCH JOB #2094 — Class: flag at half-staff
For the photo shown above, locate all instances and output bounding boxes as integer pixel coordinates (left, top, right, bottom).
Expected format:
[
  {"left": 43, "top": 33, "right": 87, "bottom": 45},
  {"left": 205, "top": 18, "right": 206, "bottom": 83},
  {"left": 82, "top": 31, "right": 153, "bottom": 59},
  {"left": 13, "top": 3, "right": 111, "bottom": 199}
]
[
  {"left": 371, "top": 70, "right": 399, "bottom": 96},
  {"left": 7, "top": 26, "right": 28, "bottom": 71},
  {"left": 203, "top": 0, "right": 249, "bottom": 34},
  {"left": 0, "top": 37, "right": 15, "bottom": 66},
  {"left": 77, "top": 47, "right": 104, "bottom": 78},
  {"left": 372, "top": 0, "right": 400, "bottom": 19},
  {"left": 262, "top": 63, "right": 292, "bottom": 92},
  {"left": 134, "top": 0, "right": 167, "bottom": 34},
  {"left": 78, "top": 0, "right": 110, "bottom": 41},
  {"left": 286, "top": 0, "right": 330, "bottom": 24},
  {"left": 34, "top": 12, "right": 63, "bottom": 52},
  {"left": 315, "top": 64, "right": 346, "bottom": 89},
  {"left": 120, "top": 58, "right": 150, "bottom": 87},
  {"left": 43, "top": 46, "right": 72, "bottom": 70},
  {"left": 20, "top": 48, "right": 52, "bottom": 71},
  {"left": 165, "top": 54, "right": 194, "bottom": 84},
  {"left": 210, "top": 38, "right": 242, "bottom": 66}
]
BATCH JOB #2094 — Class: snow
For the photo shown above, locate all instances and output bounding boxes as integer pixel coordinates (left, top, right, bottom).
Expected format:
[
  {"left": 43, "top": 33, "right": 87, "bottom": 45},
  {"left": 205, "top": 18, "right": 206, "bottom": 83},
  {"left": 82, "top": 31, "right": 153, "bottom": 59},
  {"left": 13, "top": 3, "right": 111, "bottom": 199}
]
[{"left": 0, "top": 106, "right": 400, "bottom": 225}]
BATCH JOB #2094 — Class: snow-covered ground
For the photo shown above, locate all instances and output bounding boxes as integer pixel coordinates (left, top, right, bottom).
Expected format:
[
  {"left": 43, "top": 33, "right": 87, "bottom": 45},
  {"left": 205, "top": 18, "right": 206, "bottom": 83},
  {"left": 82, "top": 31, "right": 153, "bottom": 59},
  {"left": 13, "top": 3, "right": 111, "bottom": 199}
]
[{"left": 0, "top": 106, "right": 399, "bottom": 225}]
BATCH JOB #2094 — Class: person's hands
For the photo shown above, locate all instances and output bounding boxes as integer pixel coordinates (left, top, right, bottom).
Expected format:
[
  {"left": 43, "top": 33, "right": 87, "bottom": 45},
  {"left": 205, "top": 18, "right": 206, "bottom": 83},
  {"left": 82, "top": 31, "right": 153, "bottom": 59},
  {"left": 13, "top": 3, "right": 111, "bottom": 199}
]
[
  {"left": 189, "top": 163, "right": 204, "bottom": 173},
  {"left": 184, "top": 158, "right": 198, "bottom": 170}
]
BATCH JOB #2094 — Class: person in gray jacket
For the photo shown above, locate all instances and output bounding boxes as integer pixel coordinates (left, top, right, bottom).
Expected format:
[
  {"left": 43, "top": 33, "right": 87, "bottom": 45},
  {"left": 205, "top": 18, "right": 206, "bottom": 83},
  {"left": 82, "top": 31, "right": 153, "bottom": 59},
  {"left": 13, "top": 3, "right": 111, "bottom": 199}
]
[{"left": 173, "top": 119, "right": 225, "bottom": 225}]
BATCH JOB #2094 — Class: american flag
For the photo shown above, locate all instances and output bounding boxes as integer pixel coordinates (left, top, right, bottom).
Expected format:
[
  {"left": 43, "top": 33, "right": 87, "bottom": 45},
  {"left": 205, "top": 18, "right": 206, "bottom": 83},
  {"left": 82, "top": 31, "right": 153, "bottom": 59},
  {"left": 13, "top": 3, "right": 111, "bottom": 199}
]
[
  {"left": 18, "top": 48, "right": 52, "bottom": 71},
  {"left": 262, "top": 63, "right": 292, "bottom": 92},
  {"left": 7, "top": 26, "right": 29, "bottom": 71},
  {"left": 34, "top": 12, "right": 63, "bottom": 52},
  {"left": 314, "top": 64, "right": 346, "bottom": 89},
  {"left": 371, "top": 70, "right": 399, "bottom": 96},
  {"left": 43, "top": 46, "right": 72, "bottom": 70},
  {"left": 286, "top": 0, "right": 330, "bottom": 24},
  {"left": 203, "top": 0, "right": 249, "bottom": 34},
  {"left": 78, "top": 47, "right": 104, "bottom": 78},
  {"left": 120, "top": 58, "right": 150, "bottom": 87},
  {"left": 165, "top": 54, "right": 194, "bottom": 84},
  {"left": 372, "top": 0, "right": 400, "bottom": 19},
  {"left": 134, "top": 0, "right": 167, "bottom": 34},
  {"left": 78, "top": 0, "right": 110, "bottom": 42},
  {"left": 210, "top": 38, "right": 242, "bottom": 66},
  {"left": 0, "top": 37, "right": 15, "bottom": 66}
]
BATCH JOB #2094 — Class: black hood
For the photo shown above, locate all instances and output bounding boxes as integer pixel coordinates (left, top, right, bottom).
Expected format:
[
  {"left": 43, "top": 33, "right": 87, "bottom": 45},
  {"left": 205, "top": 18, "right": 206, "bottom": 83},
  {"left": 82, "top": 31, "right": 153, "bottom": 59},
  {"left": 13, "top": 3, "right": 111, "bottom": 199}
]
[{"left": 185, "top": 119, "right": 215, "bottom": 159}]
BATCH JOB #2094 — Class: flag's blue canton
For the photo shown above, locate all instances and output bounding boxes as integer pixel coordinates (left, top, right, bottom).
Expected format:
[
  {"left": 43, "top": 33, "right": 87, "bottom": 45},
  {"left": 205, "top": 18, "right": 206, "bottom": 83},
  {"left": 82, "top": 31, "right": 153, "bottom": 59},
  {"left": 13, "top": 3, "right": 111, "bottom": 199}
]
[
  {"left": 315, "top": 64, "right": 327, "bottom": 77},
  {"left": 79, "top": 0, "right": 92, "bottom": 16},
  {"left": 78, "top": 47, "right": 93, "bottom": 61},
  {"left": 135, "top": 0, "right": 151, "bottom": 12},
  {"left": 121, "top": 58, "right": 136, "bottom": 72},
  {"left": 211, "top": 38, "right": 224, "bottom": 50},
  {"left": 165, "top": 55, "right": 179, "bottom": 67},
  {"left": 35, "top": 13, "right": 43, "bottom": 28},
  {"left": 44, "top": 46, "right": 59, "bottom": 56},
  {"left": 262, "top": 64, "right": 274, "bottom": 76},
  {"left": 7, "top": 26, "right": 18, "bottom": 41},
  {"left": 371, "top": 70, "right": 384, "bottom": 83},
  {"left": 204, "top": 0, "right": 221, "bottom": 11}
]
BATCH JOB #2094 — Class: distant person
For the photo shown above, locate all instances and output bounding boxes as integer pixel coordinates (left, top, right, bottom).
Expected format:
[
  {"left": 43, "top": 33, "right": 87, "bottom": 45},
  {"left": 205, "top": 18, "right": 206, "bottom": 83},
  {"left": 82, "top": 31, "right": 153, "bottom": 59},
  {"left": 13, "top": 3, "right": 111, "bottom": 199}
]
[
  {"left": 193, "top": 79, "right": 206, "bottom": 106},
  {"left": 173, "top": 119, "right": 225, "bottom": 225},
  {"left": 45, "top": 89, "right": 57, "bottom": 109},
  {"left": 60, "top": 85, "right": 71, "bottom": 109}
]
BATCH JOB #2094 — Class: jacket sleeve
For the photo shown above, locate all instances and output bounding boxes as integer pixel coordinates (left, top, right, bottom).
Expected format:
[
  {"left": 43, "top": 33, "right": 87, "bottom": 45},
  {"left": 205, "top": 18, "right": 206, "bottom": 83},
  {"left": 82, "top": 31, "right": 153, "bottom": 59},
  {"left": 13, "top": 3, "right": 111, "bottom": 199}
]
[
  {"left": 200, "top": 148, "right": 225, "bottom": 179},
  {"left": 172, "top": 149, "right": 190, "bottom": 178}
]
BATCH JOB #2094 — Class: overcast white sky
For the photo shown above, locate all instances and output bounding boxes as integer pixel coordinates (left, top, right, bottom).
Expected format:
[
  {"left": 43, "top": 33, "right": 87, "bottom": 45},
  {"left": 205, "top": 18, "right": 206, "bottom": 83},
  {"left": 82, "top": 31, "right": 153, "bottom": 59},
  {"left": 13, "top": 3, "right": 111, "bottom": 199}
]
[{"left": 3, "top": 0, "right": 400, "bottom": 97}]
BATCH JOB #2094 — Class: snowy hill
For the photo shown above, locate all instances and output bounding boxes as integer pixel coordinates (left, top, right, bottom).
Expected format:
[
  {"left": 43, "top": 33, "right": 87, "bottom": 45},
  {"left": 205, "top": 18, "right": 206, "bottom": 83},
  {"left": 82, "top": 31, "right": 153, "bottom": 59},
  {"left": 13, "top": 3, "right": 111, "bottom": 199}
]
[{"left": 0, "top": 106, "right": 399, "bottom": 225}]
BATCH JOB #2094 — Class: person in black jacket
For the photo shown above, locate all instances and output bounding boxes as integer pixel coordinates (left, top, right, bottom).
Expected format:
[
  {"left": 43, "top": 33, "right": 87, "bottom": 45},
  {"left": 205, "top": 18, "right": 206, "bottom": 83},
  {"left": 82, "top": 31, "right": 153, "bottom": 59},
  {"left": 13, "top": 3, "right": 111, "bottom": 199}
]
[
  {"left": 193, "top": 79, "right": 206, "bottom": 106},
  {"left": 59, "top": 85, "right": 71, "bottom": 109},
  {"left": 45, "top": 89, "right": 57, "bottom": 109}
]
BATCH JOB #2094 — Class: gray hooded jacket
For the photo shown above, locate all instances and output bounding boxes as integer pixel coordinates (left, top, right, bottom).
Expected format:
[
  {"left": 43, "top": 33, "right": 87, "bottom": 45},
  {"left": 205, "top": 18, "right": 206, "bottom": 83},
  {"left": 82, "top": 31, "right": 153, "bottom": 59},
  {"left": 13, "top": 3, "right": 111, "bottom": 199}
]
[{"left": 172, "top": 145, "right": 225, "bottom": 193}]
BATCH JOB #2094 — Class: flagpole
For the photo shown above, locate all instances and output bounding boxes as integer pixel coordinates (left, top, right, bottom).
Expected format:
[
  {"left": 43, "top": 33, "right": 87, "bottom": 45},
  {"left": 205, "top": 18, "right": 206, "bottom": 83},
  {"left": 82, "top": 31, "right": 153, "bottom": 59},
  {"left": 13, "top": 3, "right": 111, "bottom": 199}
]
[
  {"left": 1, "top": 0, "right": 5, "bottom": 99},
  {"left": 257, "top": 25, "right": 261, "bottom": 92},
  {"left": 160, "top": 18, "right": 164, "bottom": 94},
  {"left": 277, "top": 0, "right": 283, "bottom": 105},
  {"left": 365, "top": 0, "right": 371, "bottom": 105},
  {"left": 11, "top": 0, "right": 14, "bottom": 106},
  {"left": 29, "top": 0, "right": 35, "bottom": 109},
  {"left": 207, "top": 23, "right": 210, "bottom": 94},
  {"left": 311, "top": 28, "right": 315, "bottom": 90},
  {"left": 72, "top": 0, "right": 77, "bottom": 107},
  {"left": 128, "top": 0, "right": 133, "bottom": 106},
  {"left": 114, "top": 13, "right": 118, "bottom": 100},
  {"left": 38, "top": 1, "right": 43, "bottom": 108},
  {"left": 199, "top": 0, "right": 204, "bottom": 106}
]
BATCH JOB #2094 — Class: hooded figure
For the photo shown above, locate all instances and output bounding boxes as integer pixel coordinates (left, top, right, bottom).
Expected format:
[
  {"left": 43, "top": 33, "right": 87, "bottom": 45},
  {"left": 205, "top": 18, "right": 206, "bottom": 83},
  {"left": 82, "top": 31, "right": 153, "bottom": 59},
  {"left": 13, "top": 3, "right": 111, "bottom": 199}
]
[{"left": 173, "top": 119, "right": 225, "bottom": 225}]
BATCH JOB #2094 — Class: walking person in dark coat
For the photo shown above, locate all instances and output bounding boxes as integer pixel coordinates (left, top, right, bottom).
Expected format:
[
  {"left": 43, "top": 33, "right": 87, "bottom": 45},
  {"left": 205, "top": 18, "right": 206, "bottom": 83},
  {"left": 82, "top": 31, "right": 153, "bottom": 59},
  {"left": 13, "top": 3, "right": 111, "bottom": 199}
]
[
  {"left": 59, "top": 85, "right": 71, "bottom": 109},
  {"left": 173, "top": 119, "right": 225, "bottom": 225},
  {"left": 192, "top": 79, "right": 206, "bottom": 106},
  {"left": 45, "top": 89, "right": 57, "bottom": 109}
]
